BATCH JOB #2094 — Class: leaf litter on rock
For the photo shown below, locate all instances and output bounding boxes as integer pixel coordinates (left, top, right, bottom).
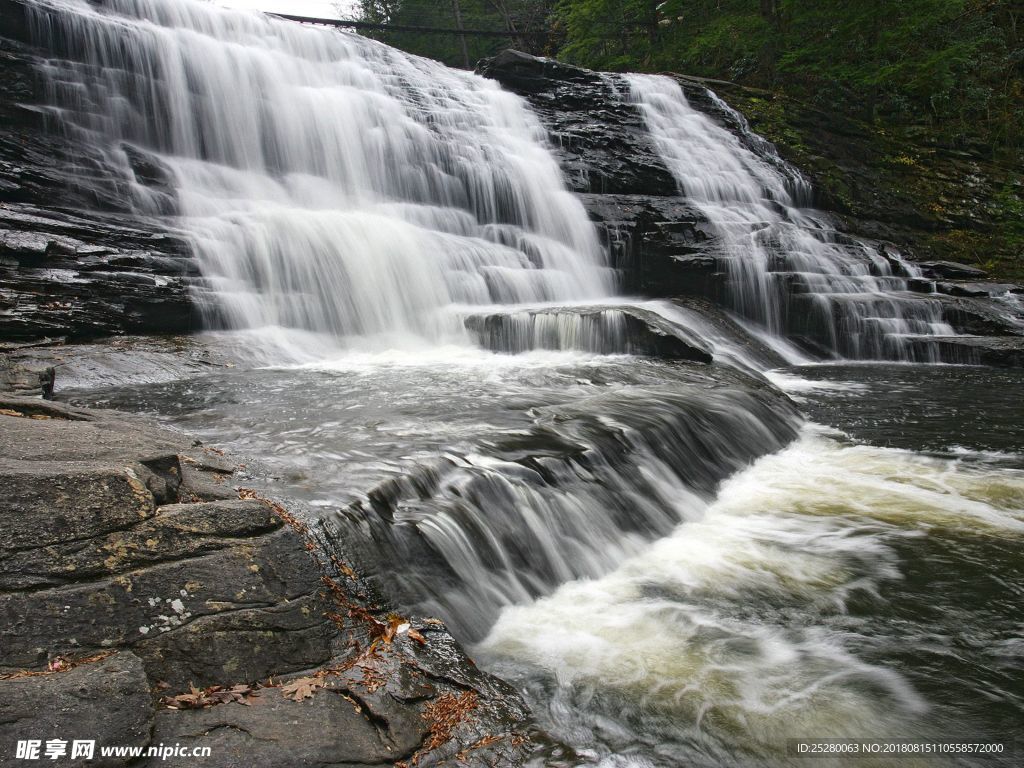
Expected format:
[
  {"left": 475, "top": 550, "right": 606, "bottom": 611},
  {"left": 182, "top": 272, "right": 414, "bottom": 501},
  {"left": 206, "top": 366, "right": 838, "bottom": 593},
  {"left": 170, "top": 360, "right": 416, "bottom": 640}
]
[
  {"left": 279, "top": 676, "right": 324, "bottom": 702},
  {"left": 162, "top": 683, "right": 265, "bottom": 709}
]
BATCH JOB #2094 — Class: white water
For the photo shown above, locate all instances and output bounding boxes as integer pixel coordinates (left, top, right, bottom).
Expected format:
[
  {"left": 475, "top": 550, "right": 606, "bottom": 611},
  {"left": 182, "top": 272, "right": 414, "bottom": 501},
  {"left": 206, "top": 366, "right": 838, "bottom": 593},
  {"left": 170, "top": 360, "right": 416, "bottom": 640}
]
[
  {"left": 627, "top": 75, "right": 958, "bottom": 361},
  {"left": 481, "top": 422, "right": 1024, "bottom": 766},
  {"left": 32, "top": 0, "right": 612, "bottom": 348},
  {"left": 29, "top": 6, "right": 1024, "bottom": 764},
  {"left": 28, "top": 0, "right": 809, "bottom": 649},
  {"left": 33, "top": 0, "right": 972, "bottom": 366}
]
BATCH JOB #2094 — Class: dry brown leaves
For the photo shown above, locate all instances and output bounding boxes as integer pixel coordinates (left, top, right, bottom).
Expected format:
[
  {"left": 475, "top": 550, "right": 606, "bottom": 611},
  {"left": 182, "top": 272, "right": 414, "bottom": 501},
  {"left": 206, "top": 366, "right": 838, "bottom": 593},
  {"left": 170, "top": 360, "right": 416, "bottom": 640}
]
[
  {"left": 394, "top": 690, "right": 482, "bottom": 768},
  {"left": 422, "top": 691, "right": 480, "bottom": 752},
  {"left": 329, "top": 553, "right": 359, "bottom": 581},
  {"left": 0, "top": 652, "right": 114, "bottom": 680},
  {"left": 321, "top": 574, "right": 393, "bottom": 641},
  {"left": 0, "top": 408, "right": 53, "bottom": 419},
  {"left": 407, "top": 628, "right": 428, "bottom": 645},
  {"left": 238, "top": 488, "right": 309, "bottom": 534},
  {"left": 161, "top": 683, "right": 264, "bottom": 709},
  {"left": 455, "top": 733, "right": 504, "bottom": 762},
  {"left": 279, "top": 676, "right": 324, "bottom": 702}
]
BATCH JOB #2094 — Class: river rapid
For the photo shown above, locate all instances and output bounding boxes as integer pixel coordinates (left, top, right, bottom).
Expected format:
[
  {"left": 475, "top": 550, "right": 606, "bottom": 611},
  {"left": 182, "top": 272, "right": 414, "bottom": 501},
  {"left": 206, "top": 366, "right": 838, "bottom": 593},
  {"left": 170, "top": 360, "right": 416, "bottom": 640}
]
[
  {"left": 29, "top": 0, "right": 1024, "bottom": 764},
  {"left": 65, "top": 354, "right": 1024, "bottom": 768}
]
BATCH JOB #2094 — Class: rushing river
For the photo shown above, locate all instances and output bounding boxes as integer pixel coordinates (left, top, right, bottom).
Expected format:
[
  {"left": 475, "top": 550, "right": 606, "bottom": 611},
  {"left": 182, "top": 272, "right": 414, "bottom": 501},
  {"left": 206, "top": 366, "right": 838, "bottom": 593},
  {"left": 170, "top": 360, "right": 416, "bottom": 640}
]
[
  {"left": 481, "top": 364, "right": 1024, "bottom": 767},
  {"left": 65, "top": 355, "right": 1024, "bottom": 768},
  {"left": 29, "top": 0, "right": 1024, "bottom": 764}
]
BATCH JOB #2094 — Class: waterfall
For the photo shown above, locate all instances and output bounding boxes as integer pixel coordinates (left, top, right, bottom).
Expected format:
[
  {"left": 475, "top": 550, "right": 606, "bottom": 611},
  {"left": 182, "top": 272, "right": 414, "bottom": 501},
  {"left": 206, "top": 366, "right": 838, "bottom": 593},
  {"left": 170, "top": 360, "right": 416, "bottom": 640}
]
[
  {"left": 18, "top": 10, "right": 1021, "bottom": 765},
  {"left": 28, "top": 1, "right": 964, "bottom": 363},
  {"left": 24, "top": 0, "right": 808, "bottom": 643},
  {"left": 626, "top": 74, "right": 957, "bottom": 361},
  {"left": 30, "top": 0, "right": 613, "bottom": 350},
  {"left": 27, "top": 0, "right": 970, "bottom": 649},
  {"left": 324, "top": 372, "right": 799, "bottom": 639}
]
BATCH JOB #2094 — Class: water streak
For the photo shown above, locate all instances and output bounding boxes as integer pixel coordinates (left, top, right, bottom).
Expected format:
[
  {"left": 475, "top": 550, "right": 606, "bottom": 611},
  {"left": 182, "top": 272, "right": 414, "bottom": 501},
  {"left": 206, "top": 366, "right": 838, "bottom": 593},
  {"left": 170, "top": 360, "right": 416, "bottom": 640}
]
[
  {"left": 626, "top": 75, "right": 958, "bottom": 361},
  {"left": 32, "top": 0, "right": 612, "bottom": 347}
]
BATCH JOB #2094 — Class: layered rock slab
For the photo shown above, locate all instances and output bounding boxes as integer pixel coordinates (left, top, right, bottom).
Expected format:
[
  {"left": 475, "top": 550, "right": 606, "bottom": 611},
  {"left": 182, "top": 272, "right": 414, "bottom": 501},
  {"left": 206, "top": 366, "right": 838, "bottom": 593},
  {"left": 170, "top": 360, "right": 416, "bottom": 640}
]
[{"left": 0, "top": 398, "right": 535, "bottom": 767}]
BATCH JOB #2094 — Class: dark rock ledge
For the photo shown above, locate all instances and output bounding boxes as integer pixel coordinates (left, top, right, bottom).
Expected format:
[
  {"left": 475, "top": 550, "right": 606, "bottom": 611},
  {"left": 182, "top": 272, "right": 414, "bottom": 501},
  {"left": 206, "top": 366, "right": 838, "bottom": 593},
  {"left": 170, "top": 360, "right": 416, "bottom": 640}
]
[
  {"left": 0, "top": 0, "right": 204, "bottom": 342},
  {"left": 0, "top": 394, "right": 536, "bottom": 767}
]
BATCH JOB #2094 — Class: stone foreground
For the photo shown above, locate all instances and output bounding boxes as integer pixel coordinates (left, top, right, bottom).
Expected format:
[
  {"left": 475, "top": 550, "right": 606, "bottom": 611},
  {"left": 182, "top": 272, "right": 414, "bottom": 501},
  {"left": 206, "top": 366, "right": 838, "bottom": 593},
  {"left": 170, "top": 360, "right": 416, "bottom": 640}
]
[{"left": 0, "top": 396, "right": 534, "bottom": 767}]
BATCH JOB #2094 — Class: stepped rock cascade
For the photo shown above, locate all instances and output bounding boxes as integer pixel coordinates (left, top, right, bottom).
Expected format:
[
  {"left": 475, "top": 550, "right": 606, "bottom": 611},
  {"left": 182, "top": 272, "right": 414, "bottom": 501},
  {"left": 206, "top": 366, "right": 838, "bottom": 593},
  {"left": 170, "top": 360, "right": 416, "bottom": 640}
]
[
  {"left": 332, "top": 369, "right": 798, "bottom": 639},
  {"left": 4, "top": 8, "right": 1024, "bottom": 764},
  {"left": 627, "top": 74, "right": 957, "bottom": 361},
  {"left": 29, "top": 0, "right": 612, "bottom": 348},
  {"left": 23, "top": 0, "right": 804, "bottom": 646}
]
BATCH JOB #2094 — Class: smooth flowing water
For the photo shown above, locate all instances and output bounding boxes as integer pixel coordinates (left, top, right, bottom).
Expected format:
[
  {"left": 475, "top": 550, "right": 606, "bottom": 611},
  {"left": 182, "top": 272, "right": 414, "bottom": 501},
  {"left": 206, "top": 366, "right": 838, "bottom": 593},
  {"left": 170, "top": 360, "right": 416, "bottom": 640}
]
[
  {"left": 66, "top": 354, "right": 1024, "bottom": 768},
  {"left": 626, "top": 75, "right": 957, "bottom": 362},
  {"left": 31, "top": 0, "right": 611, "bottom": 346},
  {"left": 28, "top": 1, "right": 1024, "bottom": 766}
]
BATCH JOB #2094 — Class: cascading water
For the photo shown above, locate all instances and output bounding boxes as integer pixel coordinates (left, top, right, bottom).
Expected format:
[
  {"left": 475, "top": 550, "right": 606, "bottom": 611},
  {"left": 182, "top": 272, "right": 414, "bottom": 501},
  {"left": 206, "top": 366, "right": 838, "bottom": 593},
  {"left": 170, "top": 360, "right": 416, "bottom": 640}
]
[
  {"left": 626, "top": 74, "right": 959, "bottom": 361},
  {"left": 25, "top": 5, "right": 1024, "bottom": 766},
  {"left": 27, "top": 0, "right": 801, "bottom": 638},
  {"left": 30, "top": 0, "right": 612, "bottom": 349}
]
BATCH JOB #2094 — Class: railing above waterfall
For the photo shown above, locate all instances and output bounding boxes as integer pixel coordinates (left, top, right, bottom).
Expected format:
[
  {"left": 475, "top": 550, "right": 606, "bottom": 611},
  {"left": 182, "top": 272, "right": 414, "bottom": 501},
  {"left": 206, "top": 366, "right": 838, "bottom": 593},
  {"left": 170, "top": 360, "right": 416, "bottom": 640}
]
[{"left": 268, "top": 14, "right": 549, "bottom": 39}]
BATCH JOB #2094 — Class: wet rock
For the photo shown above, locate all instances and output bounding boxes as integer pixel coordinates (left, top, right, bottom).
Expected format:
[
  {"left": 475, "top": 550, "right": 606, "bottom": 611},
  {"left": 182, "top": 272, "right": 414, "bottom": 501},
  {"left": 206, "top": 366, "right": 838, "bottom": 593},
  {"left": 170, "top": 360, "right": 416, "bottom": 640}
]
[
  {"left": 149, "top": 632, "right": 531, "bottom": 767},
  {"left": 936, "top": 294, "right": 1024, "bottom": 337},
  {"left": 0, "top": 350, "right": 53, "bottom": 396},
  {"left": 1, "top": 335, "right": 236, "bottom": 394},
  {"left": 918, "top": 260, "right": 989, "bottom": 280},
  {"left": 934, "top": 281, "right": 1022, "bottom": 298},
  {"left": 904, "top": 336, "right": 1024, "bottom": 368},
  {"left": 151, "top": 687, "right": 415, "bottom": 768},
  {"left": 578, "top": 193, "right": 722, "bottom": 299},
  {"left": 0, "top": 205, "right": 202, "bottom": 340},
  {"left": 478, "top": 51, "right": 678, "bottom": 196},
  {"left": 0, "top": 395, "right": 537, "bottom": 765},
  {"left": 0, "top": 0, "right": 201, "bottom": 341},
  {"left": 0, "top": 652, "right": 153, "bottom": 767},
  {"left": 463, "top": 305, "right": 714, "bottom": 362}
]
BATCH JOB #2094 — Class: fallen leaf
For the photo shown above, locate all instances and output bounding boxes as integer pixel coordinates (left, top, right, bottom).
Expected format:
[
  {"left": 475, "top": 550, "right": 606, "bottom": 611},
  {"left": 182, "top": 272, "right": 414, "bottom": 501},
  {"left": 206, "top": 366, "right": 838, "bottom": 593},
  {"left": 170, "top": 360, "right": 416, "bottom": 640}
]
[
  {"left": 407, "top": 628, "right": 428, "bottom": 645},
  {"left": 280, "top": 676, "right": 323, "bottom": 702},
  {"left": 341, "top": 694, "right": 362, "bottom": 714},
  {"left": 161, "top": 682, "right": 262, "bottom": 709}
]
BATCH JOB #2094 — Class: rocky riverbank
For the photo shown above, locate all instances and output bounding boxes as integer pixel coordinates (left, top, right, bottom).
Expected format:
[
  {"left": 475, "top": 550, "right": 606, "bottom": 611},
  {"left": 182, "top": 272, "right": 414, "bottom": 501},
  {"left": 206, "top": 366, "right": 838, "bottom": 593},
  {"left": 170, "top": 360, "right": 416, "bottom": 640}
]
[{"left": 0, "top": 371, "right": 537, "bottom": 767}]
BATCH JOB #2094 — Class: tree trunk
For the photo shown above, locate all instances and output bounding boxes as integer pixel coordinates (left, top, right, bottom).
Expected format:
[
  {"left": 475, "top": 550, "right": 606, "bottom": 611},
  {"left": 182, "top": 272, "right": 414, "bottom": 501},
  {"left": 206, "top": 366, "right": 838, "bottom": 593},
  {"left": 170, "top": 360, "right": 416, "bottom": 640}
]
[{"left": 451, "top": 0, "right": 471, "bottom": 69}]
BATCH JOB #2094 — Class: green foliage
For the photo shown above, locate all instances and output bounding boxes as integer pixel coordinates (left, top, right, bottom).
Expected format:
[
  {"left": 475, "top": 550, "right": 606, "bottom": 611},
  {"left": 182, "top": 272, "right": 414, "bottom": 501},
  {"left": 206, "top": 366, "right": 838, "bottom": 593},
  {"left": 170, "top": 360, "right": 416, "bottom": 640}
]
[
  {"left": 345, "top": 0, "right": 557, "bottom": 68},
  {"left": 552, "top": 0, "right": 1024, "bottom": 151},
  {"left": 350, "top": 0, "right": 1022, "bottom": 150}
]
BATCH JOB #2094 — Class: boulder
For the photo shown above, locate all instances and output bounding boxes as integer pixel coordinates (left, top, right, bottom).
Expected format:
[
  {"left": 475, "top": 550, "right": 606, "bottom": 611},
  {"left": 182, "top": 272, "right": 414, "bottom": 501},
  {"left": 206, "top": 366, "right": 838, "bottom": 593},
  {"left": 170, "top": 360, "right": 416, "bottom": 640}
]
[{"left": 478, "top": 51, "right": 679, "bottom": 196}]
